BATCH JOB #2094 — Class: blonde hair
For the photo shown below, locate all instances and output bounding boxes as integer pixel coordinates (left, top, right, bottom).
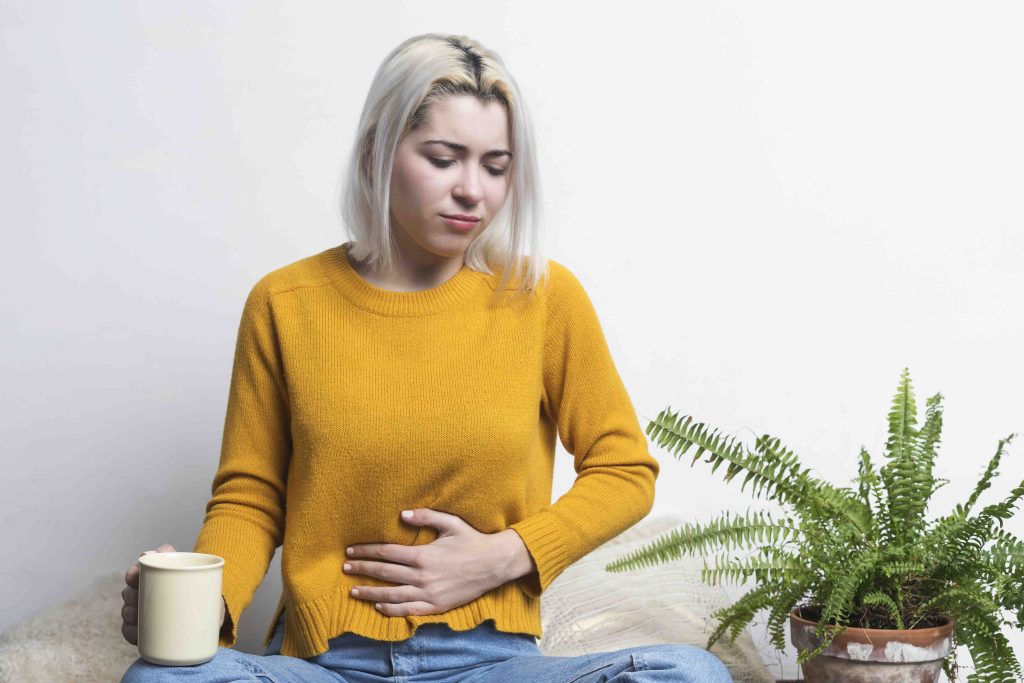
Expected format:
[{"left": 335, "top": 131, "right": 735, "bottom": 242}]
[{"left": 335, "top": 33, "right": 548, "bottom": 295}]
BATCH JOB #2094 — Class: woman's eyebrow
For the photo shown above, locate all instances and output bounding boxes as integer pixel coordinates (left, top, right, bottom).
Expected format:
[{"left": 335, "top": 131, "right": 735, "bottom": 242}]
[{"left": 422, "top": 139, "right": 513, "bottom": 159}]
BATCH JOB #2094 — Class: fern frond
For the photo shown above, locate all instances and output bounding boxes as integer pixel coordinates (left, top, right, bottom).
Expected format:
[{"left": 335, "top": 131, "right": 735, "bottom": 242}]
[
  {"left": 911, "top": 391, "right": 944, "bottom": 521},
  {"left": 704, "top": 583, "right": 777, "bottom": 650},
  {"left": 917, "top": 390, "right": 944, "bottom": 451},
  {"left": 699, "top": 546, "right": 803, "bottom": 586},
  {"left": 957, "top": 610, "right": 1022, "bottom": 682},
  {"left": 766, "top": 578, "right": 813, "bottom": 651},
  {"left": 908, "top": 582, "right": 999, "bottom": 630},
  {"left": 884, "top": 367, "right": 919, "bottom": 458},
  {"left": 962, "top": 435, "right": 1016, "bottom": 518},
  {"left": 856, "top": 447, "right": 885, "bottom": 543},
  {"left": 974, "top": 438, "right": 1022, "bottom": 530},
  {"left": 880, "top": 560, "right": 926, "bottom": 578},
  {"left": 981, "top": 532, "right": 1024, "bottom": 589},
  {"left": 861, "top": 590, "right": 904, "bottom": 629},
  {"left": 603, "top": 509, "right": 800, "bottom": 573},
  {"left": 879, "top": 367, "right": 933, "bottom": 544},
  {"left": 818, "top": 547, "right": 883, "bottom": 635},
  {"left": 754, "top": 434, "right": 873, "bottom": 537},
  {"left": 928, "top": 515, "right": 994, "bottom": 583},
  {"left": 646, "top": 408, "right": 872, "bottom": 537}
]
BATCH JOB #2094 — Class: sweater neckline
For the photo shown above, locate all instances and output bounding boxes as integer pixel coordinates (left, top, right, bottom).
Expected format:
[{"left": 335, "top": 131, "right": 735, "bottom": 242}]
[{"left": 321, "top": 242, "right": 483, "bottom": 316}]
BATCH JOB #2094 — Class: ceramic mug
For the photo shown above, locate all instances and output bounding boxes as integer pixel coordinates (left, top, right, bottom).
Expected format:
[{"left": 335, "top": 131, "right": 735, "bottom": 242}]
[{"left": 137, "top": 551, "right": 225, "bottom": 666}]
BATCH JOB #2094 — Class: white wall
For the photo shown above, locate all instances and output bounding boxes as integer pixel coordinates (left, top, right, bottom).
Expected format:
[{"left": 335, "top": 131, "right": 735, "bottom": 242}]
[{"left": 3, "top": 1, "right": 1022, "bottom": 678}]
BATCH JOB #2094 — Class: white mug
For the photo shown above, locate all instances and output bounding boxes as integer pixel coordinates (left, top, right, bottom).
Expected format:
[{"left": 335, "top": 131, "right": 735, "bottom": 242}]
[{"left": 137, "top": 551, "right": 224, "bottom": 666}]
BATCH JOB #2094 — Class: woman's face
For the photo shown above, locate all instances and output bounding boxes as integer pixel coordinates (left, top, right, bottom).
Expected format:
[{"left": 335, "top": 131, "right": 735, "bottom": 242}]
[{"left": 387, "top": 94, "right": 512, "bottom": 267}]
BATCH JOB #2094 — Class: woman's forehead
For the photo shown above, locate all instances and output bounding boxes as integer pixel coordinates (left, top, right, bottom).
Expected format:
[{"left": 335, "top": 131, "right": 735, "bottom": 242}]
[{"left": 415, "top": 96, "right": 511, "bottom": 152}]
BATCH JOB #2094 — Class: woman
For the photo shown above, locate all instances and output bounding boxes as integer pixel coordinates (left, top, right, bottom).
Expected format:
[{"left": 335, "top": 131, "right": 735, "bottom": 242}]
[{"left": 120, "top": 33, "right": 733, "bottom": 682}]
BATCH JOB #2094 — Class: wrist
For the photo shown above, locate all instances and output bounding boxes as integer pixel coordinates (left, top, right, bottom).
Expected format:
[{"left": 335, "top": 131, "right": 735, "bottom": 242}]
[{"left": 491, "top": 529, "right": 536, "bottom": 585}]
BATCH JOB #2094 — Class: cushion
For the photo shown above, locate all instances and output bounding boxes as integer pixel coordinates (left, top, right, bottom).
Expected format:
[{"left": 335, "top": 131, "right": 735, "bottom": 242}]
[
  {"left": 538, "top": 503, "right": 773, "bottom": 682},
  {"left": 0, "top": 572, "right": 140, "bottom": 682}
]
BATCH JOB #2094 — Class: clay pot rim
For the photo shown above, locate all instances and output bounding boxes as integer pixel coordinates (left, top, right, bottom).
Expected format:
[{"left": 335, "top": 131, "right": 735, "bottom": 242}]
[{"left": 789, "top": 605, "right": 955, "bottom": 637}]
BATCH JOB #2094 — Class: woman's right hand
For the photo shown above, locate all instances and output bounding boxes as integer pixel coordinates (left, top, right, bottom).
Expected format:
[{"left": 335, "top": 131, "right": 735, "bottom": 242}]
[{"left": 121, "top": 544, "right": 228, "bottom": 645}]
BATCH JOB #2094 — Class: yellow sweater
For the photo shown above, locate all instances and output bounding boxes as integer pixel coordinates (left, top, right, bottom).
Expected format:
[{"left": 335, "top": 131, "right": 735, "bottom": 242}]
[{"left": 192, "top": 241, "right": 660, "bottom": 658}]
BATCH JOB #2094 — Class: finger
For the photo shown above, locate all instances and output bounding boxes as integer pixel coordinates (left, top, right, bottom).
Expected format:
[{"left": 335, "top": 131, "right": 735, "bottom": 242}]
[
  {"left": 122, "top": 621, "right": 137, "bottom": 646},
  {"left": 345, "top": 559, "right": 420, "bottom": 586},
  {"left": 402, "top": 508, "right": 462, "bottom": 536},
  {"left": 122, "top": 585, "right": 138, "bottom": 606},
  {"left": 125, "top": 563, "right": 139, "bottom": 588},
  {"left": 348, "top": 543, "right": 420, "bottom": 567},
  {"left": 126, "top": 547, "right": 163, "bottom": 588},
  {"left": 122, "top": 603, "right": 137, "bottom": 625},
  {"left": 374, "top": 600, "right": 437, "bottom": 617},
  {"left": 350, "top": 584, "right": 424, "bottom": 605},
  {"left": 128, "top": 543, "right": 175, "bottom": 578}
]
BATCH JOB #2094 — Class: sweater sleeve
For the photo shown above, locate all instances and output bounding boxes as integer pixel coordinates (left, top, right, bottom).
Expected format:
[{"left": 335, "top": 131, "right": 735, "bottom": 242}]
[
  {"left": 509, "top": 261, "right": 660, "bottom": 598},
  {"left": 192, "top": 278, "right": 291, "bottom": 649}
]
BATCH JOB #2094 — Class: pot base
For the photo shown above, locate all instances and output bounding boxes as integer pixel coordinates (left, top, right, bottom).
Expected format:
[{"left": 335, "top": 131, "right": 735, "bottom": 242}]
[
  {"left": 800, "top": 657, "right": 943, "bottom": 683},
  {"left": 790, "top": 607, "right": 953, "bottom": 683}
]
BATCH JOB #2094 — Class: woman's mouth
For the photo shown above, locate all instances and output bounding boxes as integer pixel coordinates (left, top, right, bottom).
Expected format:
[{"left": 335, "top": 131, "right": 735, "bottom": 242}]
[{"left": 441, "top": 215, "right": 480, "bottom": 232}]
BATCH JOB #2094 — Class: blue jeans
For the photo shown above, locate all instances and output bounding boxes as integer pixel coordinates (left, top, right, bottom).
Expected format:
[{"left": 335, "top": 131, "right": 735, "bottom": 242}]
[{"left": 121, "top": 611, "right": 733, "bottom": 682}]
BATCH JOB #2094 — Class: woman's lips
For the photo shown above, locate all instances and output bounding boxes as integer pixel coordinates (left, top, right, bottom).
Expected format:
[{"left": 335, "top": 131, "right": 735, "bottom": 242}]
[{"left": 441, "top": 215, "right": 479, "bottom": 232}]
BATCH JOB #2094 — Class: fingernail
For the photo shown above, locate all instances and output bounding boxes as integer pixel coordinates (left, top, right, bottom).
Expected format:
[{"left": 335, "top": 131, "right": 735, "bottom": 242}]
[
  {"left": 142, "top": 550, "right": 156, "bottom": 555},
  {"left": 375, "top": 602, "right": 382, "bottom": 609},
  {"left": 346, "top": 547, "right": 353, "bottom": 556},
  {"left": 343, "top": 563, "right": 351, "bottom": 572},
  {"left": 401, "top": 510, "right": 413, "bottom": 519}
]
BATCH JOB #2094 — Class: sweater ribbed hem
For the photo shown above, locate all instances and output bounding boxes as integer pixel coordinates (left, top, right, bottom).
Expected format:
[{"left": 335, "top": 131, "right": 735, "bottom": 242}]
[
  {"left": 319, "top": 243, "right": 484, "bottom": 317},
  {"left": 261, "top": 580, "right": 541, "bottom": 658}
]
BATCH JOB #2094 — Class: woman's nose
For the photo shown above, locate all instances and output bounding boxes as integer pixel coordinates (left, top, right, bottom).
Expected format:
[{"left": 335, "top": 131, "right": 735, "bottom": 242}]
[{"left": 452, "top": 170, "right": 484, "bottom": 203}]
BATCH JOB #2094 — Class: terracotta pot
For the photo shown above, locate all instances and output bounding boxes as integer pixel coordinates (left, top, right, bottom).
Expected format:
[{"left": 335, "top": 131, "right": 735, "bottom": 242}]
[{"left": 789, "top": 607, "right": 954, "bottom": 682}]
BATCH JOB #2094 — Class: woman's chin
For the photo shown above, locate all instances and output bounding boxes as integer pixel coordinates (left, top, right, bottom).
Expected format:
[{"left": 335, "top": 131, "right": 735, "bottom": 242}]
[{"left": 430, "top": 232, "right": 477, "bottom": 254}]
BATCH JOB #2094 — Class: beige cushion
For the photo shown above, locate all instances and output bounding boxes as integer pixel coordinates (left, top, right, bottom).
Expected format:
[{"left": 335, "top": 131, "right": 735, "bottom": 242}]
[
  {"left": 538, "top": 503, "right": 773, "bottom": 682},
  {"left": 0, "top": 572, "right": 140, "bottom": 682}
]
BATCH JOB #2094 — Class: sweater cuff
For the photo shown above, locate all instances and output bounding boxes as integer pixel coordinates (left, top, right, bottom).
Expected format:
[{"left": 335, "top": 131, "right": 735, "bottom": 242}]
[
  {"left": 194, "top": 516, "right": 277, "bottom": 650},
  {"left": 218, "top": 594, "right": 235, "bottom": 649},
  {"left": 508, "top": 512, "right": 572, "bottom": 598}
]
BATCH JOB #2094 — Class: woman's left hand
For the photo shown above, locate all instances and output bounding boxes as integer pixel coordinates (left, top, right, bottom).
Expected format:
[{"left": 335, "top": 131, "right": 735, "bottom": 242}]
[{"left": 343, "top": 508, "right": 532, "bottom": 617}]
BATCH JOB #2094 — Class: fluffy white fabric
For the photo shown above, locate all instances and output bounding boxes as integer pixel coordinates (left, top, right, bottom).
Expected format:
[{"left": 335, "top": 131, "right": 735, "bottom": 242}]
[
  {"left": 0, "top": 571, "right": 140, "bottom": 682},
  {"left": 537, "top": 504, "right": 773, "bottom": 682},
  {"left": 0, "top": 504, "right": 771, "bottom": 681}
]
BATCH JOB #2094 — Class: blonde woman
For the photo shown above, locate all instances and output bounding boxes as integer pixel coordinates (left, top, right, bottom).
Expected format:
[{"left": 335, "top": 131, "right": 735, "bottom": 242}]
[{"left": 120, "top": 33, "right": 733, "bottom": 682}]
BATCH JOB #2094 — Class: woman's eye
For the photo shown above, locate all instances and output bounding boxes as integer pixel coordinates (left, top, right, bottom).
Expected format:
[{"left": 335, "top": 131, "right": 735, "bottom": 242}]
[{"left": 428, "top": 158, "right": 507, "bottom": 177}]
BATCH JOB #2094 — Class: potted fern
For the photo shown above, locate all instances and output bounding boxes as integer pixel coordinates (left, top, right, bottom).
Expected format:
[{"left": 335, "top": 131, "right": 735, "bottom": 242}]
[{"left": 606, "top": 368, "right": 1024, "bottom": 682}]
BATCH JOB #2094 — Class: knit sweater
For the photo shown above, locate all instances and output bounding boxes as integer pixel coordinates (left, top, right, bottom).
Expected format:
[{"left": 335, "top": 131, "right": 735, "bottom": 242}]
[{"left": 192, "top": 241, "right": 660, "bottom": 658}]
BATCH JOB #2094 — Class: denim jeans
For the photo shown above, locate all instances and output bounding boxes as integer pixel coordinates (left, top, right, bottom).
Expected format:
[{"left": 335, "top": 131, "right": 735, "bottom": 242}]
[{"left": 121, "top": 611, "right": 733, "bottom": 682}]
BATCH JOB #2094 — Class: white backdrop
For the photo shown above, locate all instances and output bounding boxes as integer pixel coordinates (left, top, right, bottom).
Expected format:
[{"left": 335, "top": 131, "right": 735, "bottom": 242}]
[{"left": 3, "top": 2, "right": 1022, "bottom": 679}]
